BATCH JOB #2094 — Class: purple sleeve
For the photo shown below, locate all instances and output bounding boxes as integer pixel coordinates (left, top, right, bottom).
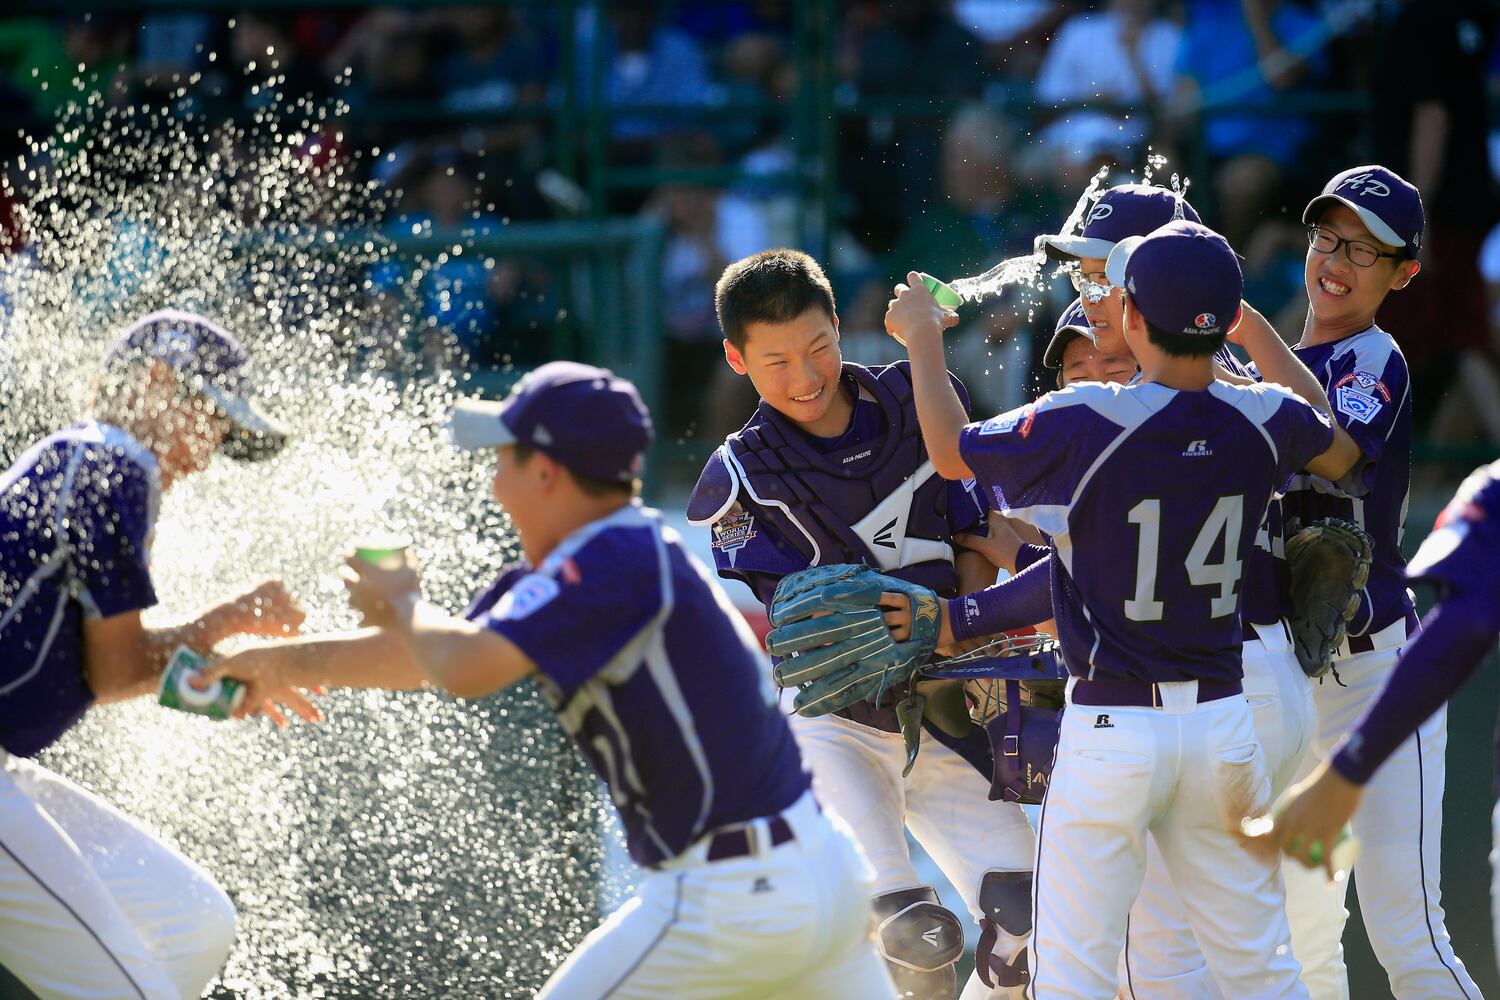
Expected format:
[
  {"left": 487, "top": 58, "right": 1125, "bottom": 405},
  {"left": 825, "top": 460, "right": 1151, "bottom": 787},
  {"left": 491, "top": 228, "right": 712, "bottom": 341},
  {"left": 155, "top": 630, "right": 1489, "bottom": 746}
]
[
  {"left": 948, "top": 557, "right": 1054, "bottom": 643},
  {"left": 70, "top": 450, "right": 156, "bottom": 618},
  {"left": 946, "top": 476, "right": 986, "bottom": 537},
  {"left": 1330, "top": 590, "right": 1500, "bottom": 785},
  {"left": 1015, "top": 543, "right": 1050, "bottom": 572},
  {"left": 475, "top": 537, "right": 662, "bottom": 697},
  {"left": 1325, "top": 345, "right": 1408, "bottom": 488},
  {"left": 707, "top": 503, "right": 808, "bottom": 607},
  {"left": 1265, "top": 392, "right": 1336, "bottom": 488}
]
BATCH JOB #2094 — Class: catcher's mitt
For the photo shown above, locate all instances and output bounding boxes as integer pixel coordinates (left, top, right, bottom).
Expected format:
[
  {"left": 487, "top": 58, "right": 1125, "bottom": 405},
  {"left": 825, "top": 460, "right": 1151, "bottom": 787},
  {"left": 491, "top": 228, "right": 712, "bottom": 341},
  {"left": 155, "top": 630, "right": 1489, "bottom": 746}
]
[
  {"left": 766, "top": 564, "right": 941, "bottom": 717},
  {"left": 1285, "top": 517, "right": 1373, "bottom": 678}
]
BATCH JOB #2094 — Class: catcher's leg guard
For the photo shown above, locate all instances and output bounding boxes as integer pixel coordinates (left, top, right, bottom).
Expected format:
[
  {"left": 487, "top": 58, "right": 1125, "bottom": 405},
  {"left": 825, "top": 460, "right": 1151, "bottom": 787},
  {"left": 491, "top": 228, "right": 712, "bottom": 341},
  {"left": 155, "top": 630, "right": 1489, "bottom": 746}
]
[
  {"left": 975, "top": 869, "right": 1032, "bottom": 989},
  {"left": 872, "top": 886, "right": 964, "bottom": 1000}
]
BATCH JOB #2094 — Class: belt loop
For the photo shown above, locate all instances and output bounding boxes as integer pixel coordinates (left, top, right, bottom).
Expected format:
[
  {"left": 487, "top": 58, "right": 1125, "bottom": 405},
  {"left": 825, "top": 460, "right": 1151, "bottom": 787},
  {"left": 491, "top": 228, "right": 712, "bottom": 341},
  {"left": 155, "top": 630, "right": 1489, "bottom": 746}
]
[{"left": 1152, "top": 683, "right": 1161, "bottom": 709}]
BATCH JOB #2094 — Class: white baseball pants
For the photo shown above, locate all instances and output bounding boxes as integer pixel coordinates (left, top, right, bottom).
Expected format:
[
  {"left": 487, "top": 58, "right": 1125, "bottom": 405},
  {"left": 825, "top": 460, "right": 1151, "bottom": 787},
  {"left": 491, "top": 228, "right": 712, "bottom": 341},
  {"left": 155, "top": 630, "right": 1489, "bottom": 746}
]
[
  {"left": 536, "top": 790, "right": 897, "bottom": 999},
  {"left": 1030, "top": 680, "right": 1306, "bottom": 1000},
  {"left": 1283, "top": 638, "right": 1483, "bottom": 1000},
  {"left": 0, "top": 751, "right": 236, "bottom": 1000},
  {"left": 1118, "top": 623, "right": 1317, "bottom": 999},
  {"left": 787, "top": 704, "right": 1036, "bottom": 999}
]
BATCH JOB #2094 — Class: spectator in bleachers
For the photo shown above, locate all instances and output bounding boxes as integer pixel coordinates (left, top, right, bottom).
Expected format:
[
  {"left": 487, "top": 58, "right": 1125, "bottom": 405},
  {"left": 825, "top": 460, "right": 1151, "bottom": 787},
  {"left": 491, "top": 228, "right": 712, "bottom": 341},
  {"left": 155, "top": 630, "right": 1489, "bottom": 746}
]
[
  {"left": 229, "top": 11, "right": 332, "bottom": 108},
  {"left": 952, "top": 0, "right": 1072, "bottom": 82},
  {"left": 430, "top": 7, "right": 551, "bottom": 113},
  {"left": 576, "top": 0, "right": 715, "bottom": 147},
  {"left": 1172, "top": 0, "right": 1327, "bottom": 248},
  {"left": 1033, "top": 0, "right": 1181, "bottom": 185},
  {"left": 845, "top": 0, "right": 987, "bottom": 250},
  {"left": 644, "top": 132, "right": 773, "bottom": 438},
  {"left": 1372, "top": 0, "right": 1497, "bottom": 438}
]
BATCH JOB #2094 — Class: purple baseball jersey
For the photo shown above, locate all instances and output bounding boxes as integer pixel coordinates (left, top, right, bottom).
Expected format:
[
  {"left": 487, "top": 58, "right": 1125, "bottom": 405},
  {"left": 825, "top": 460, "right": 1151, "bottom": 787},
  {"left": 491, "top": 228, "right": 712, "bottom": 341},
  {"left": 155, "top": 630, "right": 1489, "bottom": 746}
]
[
  {"left": 465, "top": 503, "right": 809, "bottom": 868},
  {"left": 1216, "top": 344, "right": 1292, "bottom": 627},
  {"left": 0, "top": 423, "right": 161, "bottom": 756},
  {"left": 689, "top": 361, "right": 985, "bottom": 731},
  {"left": 960, "top": 381, "right": 1334, "bottom": 682},
  {"left": 1277, "top": 326, "right": 1415, "bottom": 637},
  {"left": 1331, "top": 461, "right": 1500, "bottom": 785}
]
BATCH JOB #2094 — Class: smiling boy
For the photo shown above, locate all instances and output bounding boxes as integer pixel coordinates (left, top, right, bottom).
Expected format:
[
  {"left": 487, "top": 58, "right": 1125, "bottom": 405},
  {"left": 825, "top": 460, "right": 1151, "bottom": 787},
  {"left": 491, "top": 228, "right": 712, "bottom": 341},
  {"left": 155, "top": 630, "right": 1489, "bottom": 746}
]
[{"left": 688, "top": 249, "right": 1035, "bottom": 998}]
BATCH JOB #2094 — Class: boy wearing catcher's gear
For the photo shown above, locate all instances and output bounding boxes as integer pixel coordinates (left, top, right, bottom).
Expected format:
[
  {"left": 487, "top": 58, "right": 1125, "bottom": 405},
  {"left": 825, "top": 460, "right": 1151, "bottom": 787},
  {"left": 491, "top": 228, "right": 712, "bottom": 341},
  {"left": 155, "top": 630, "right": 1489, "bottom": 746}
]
[
  {"left": 1265, "top": 165, "right": 1484, "bottom": 1000},
  {"left": 210, "top": 362, "right": 898, "bottom": 1000},
  {"left": 889, "top": 221, "right": 1359, "bottom": 997},
  {"left": 689, "top": 249, "right": 1034, "bottom": 998},
  {"left": 0, "top": 311, "right": 300, "bottom": 999}
]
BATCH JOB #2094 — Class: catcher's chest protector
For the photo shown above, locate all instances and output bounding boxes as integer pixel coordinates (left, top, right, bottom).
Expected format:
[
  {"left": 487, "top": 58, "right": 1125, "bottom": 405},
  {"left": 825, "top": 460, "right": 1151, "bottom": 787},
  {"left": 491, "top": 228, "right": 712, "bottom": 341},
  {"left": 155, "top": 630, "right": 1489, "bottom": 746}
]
[{"left": 728, "top": 363, "right": 962, "bottom": 597}]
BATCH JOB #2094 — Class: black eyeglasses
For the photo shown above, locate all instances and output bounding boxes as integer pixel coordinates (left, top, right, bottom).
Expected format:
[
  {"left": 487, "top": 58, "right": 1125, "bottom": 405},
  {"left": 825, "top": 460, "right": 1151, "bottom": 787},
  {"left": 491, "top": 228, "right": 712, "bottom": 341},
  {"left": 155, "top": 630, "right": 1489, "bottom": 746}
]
[{"left": 1307, "top": 226, "right": 1404, "bottom": 268}]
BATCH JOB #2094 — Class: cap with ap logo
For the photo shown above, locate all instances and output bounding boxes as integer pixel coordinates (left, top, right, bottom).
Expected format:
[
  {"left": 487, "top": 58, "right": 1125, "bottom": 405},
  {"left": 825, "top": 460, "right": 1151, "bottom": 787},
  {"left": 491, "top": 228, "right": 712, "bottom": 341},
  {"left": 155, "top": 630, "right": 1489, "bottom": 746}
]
[
  {"left": 1303, "top": 165, "right": 1424, "bottom": 258},
  {"left": 1105, "top": 221, "right": 1243, "bottom": 338},
  {"left": 1039, "top": 183, "right": 1202, "bottom": 262},
  {"left": 449, "top": 361, "right": 654, "bottom": 484}
]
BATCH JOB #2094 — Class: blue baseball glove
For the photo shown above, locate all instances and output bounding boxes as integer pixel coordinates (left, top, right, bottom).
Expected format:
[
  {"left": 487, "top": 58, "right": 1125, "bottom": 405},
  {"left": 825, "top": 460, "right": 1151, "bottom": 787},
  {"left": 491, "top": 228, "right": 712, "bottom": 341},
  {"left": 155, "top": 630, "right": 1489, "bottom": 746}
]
[{"left": 767, "top": 564, "right": 942, "bottom": 717}]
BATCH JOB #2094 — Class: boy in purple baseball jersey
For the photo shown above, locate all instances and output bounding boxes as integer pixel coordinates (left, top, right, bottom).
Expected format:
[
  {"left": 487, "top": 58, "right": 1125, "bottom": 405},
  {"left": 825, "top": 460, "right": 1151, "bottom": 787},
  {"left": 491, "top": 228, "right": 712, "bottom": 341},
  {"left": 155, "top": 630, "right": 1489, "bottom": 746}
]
[
  {"left": 1260, "top": 461, "right": 1500, "bottom": 956},
  {"left": 0, "top": 310, "right": 300, "bottom": 999},
  {"left": 889, "top": 220, "right": 1355, "bottom": 997},
  {"left": 1264, "top": 166, "right": 1483, "bottom": 1000},
  {"left": 688, "top": 250, "right": 1034, "bottom": 999},
  {"left": 209, "top": 362, "right": 898, "bottom": 999}
]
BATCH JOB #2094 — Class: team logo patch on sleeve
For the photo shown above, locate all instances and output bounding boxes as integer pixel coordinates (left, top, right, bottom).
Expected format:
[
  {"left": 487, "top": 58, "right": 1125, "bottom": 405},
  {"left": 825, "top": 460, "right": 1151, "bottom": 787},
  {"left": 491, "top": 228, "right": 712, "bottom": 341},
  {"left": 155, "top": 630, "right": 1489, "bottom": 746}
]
[
  {"left": 495, "top": 574, "right": 560, "bottom": 621},
  {"left": 1335, "top": 385, "right": 1383, "bottom": 424},
  {"left": 711, "top": 505, "right": 757, "bottom": 553},
  {"left": 978, "top": 412, "right": 1022, "bottom": 436},
  {"left": 1334, "top": 371, "right": 1391, "bottom": 402}
]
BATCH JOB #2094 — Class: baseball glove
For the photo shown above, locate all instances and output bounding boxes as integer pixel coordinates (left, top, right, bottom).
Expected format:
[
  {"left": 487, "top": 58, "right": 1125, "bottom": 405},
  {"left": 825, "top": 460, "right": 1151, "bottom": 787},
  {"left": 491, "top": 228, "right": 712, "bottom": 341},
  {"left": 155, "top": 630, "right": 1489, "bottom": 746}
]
[
  {"left": 1285, "top": 517, "right": 1374, "bottom": 678},
  {"left": 767, "top": 564, "right": 942, "bottom": 717}
]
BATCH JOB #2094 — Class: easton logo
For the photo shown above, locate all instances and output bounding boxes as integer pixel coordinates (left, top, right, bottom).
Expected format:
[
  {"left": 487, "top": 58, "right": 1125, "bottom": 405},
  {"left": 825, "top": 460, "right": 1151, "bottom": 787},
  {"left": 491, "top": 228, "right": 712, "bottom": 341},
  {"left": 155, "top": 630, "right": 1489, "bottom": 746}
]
[
  {"left": 1338, "top": 172, "right": 1391, "bottom": 198},
  {"left": 922, "top": 927, "right": 945, "bottom": 948},
  {"left": 873, "top": 517, "right": 899, "bottom": 549},
  {"left": 1183, "top": 439, "right": 1212, "bottom": 457}
]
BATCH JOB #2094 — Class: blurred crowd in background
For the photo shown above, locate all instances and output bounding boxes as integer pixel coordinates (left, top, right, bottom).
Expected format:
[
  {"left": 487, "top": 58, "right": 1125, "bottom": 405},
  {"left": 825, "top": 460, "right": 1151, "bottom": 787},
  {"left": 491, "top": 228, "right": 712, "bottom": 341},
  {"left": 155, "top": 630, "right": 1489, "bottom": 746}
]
[{"left": 0, "top": 0, "right": 1497, "bottom": 471}]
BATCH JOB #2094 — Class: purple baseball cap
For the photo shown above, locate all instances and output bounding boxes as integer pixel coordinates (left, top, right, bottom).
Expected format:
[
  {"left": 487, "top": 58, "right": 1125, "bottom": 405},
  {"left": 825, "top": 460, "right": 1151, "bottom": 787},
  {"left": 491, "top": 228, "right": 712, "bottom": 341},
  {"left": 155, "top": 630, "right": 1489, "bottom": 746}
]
[
  {"left": 1105, "top": 221, "right": 1243, "bottom": 338},
  {"left": 449, "top": 361, "right": 653, "bottom": 483},
  {"left": 1303, "top": 165, "right": 1424, "bottom": 257},
  {"left": 1041, "top": 297, "right": 1096, "bottom": 369},
  {"left": 1039, "top": 183, "right": 1202, "bottom": 262},
  {"left": 103, "top": 309, "right": 288, "bottom": 461}
]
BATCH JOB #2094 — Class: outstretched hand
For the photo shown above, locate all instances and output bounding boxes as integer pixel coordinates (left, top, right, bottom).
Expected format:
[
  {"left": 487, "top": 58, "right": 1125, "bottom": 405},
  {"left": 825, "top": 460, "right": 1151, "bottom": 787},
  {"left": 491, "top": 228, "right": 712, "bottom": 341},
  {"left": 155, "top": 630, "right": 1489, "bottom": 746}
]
[
  {"left": 885, "top": 271, "right": 959, "bottom": 348},
  {"left": 341, "top": 549, "right": 423, "bottom": 629},
  {"left": 1240, "top": 760, "right": 1363, "bottom": 881},
  {"left": 201, "top": 644, "right": 325, "bottom": 727},
  {"left": 228, "top": 580, "right": 306, "bottom": 638}
]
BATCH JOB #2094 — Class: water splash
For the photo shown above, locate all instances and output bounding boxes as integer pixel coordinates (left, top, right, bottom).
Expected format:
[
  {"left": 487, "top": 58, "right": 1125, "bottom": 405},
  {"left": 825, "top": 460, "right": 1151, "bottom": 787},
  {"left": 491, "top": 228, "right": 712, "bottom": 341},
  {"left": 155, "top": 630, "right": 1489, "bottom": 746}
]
[{"left": 2, "top": 73, "right": 602, "bottom": 998}]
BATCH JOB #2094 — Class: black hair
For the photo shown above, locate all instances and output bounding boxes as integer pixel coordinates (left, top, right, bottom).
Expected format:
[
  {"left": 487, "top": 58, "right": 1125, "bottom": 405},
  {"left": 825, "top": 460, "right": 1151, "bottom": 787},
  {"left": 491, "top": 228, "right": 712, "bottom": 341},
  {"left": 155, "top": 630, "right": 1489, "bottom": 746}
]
[
  {"left": 511, "top": 444, "right": 636, "bottom": 499},
  {"left": 1144, "top": 316, "right": 1225, "bottom": 359},
  {"left": 714, "top": 249, "right": 837, "bottom": 352}
]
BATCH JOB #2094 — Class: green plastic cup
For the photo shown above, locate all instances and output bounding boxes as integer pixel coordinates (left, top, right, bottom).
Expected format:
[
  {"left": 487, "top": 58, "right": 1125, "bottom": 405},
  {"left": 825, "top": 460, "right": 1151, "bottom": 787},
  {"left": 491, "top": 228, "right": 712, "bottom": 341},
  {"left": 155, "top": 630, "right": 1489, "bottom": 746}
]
[
  {"left": 159, "top": 646, "right": 246, "bottom": 720},
  {"left": 919, "top": 272, "right": 964, "bottom": 309},
  {"left": 355, "top": 532, "right": 413, "bottom": 570}
]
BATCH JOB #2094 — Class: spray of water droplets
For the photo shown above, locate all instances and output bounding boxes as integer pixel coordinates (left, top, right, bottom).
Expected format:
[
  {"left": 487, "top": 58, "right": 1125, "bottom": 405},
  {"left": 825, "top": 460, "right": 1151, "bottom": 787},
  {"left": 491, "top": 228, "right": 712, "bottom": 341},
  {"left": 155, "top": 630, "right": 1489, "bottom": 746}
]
[{"left": 0, "top": 79, "right": 604, "bottom": 998}]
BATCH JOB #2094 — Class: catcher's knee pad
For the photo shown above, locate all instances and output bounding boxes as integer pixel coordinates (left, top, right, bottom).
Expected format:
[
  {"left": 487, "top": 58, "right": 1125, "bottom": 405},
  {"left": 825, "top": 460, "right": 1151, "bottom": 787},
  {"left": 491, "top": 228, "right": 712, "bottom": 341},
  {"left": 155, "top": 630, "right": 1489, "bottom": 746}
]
[
  {"left": 976, "top": 869, "right": 1033, "bottom": 989},
  {"left": 872, "top": 886, "right": 963, "bottom": 1000}
]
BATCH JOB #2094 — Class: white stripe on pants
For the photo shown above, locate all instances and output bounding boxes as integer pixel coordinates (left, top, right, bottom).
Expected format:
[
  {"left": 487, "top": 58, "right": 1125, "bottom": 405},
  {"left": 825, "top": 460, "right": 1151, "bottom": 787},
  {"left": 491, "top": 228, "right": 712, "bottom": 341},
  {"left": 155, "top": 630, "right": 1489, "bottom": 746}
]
[
  {"left": 0, "top": 751, "right": 236, "bottom": 999},
  {"left": 1118, "top": 624, "right": 1317, "bottom": 999},
  {"left": 536, "top": 791, "right": 897, "bottom": 999},
  {"left": 1030, "top": 681, "right": 1306, "bottom": 1000},
  {"left": 1283, "top": 643, "right": 1483, "bottom": 1000}
]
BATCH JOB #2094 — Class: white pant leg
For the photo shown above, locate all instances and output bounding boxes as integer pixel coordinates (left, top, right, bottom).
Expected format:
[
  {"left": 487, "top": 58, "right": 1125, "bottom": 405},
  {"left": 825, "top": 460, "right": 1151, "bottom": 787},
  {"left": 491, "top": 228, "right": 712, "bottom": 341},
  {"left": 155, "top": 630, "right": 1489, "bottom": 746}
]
[
  {"left": 1148, "top": 695, "right": 1306, "bottom": 1000},
  {"left": 905, "top": 733, "right": 1036, "bottom": 1000},
  {"left": 1029, "top": 700, "right": 1161, "bottom": 999},
  {"left": 9, "top": 758, "right": 236, "bottom": 998},
  {"left": 786, "top": 709, "right": 920, "bottom": 897},
  {"left": 1313, "top": 648, "right": 1482, "bottom": 1000},
  {"left": 538, "top": 793, "right": 897, "bottom": 1000},
  {"left": 1117, "top": 629, "right": 1314, "bottom": 1000},
  {"left": 1282, "top": 745, "right": 1352, "bottom": 1000},
  {"left": 0, "top": 755, "right": 179, "bottom": 1000}
]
